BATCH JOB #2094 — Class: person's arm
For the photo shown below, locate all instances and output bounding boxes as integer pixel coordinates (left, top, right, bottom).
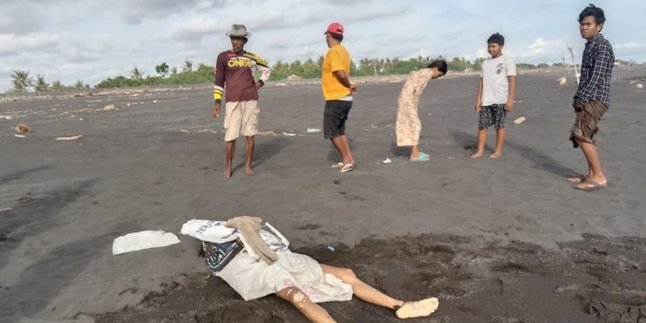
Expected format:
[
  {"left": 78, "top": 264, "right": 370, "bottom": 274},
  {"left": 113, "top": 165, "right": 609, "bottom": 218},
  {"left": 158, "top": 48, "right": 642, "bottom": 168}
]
[
  {"left": 213, "top": 55, "right": 226, "bottom": 118},
  {"left": 506, "top": 76, "right": 517, "bottom": 111},
  {"left": 475, "top": 78, "right": 483, "bottom": 112},
  {"left": 333, "top": 70, "right": 356, "bottom": 93},
  {"left": 575, "top": 41, "right": 614, "bottom": 107},
  {"left": 252, "top": 53, "right": 272, "bottom": 90}
]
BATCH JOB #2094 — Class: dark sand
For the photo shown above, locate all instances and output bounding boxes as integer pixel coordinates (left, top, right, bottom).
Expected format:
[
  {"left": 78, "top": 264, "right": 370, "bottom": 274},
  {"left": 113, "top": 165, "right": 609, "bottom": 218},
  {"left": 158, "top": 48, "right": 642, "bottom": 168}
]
[{"left": 1, "top": 69, "right": 646, "bottom": 322}]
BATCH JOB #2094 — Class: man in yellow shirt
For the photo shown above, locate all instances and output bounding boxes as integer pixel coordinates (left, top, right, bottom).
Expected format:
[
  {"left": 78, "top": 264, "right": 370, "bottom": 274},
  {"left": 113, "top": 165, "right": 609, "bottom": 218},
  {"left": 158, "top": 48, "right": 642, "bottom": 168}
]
[{"left": 321, "top": 22, "right": 356, "bottom": 173}]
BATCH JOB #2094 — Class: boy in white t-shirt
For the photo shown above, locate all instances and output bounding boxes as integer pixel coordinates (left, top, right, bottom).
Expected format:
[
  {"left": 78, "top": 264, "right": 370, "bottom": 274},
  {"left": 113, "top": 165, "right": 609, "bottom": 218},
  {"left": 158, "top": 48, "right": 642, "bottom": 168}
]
[{"left": 470, "top": 33, "right": 517, "bottom": 159}]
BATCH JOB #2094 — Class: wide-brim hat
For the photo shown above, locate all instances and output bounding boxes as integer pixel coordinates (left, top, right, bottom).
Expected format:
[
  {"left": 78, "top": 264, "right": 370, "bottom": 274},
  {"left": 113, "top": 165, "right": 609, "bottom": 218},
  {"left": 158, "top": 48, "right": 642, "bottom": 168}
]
[{"left": 226, "top": 24, "right": 251, "bottom": 38}]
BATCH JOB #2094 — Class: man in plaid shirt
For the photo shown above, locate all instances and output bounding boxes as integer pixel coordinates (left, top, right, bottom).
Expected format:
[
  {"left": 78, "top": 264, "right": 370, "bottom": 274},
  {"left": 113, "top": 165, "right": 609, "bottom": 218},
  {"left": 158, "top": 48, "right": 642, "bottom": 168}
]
[{"left": 568, "top": 4, "right": 614, "bottom": 191}]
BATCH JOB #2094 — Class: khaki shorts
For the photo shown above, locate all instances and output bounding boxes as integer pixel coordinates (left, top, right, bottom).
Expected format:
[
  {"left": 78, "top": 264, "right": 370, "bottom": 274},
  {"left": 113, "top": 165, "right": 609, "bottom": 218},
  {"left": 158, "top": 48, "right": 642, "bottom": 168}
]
[
  {"left": 224, "top": 100, "right": 259, "bottom": 142},
  {"left": 570, "top": 100, "right": 607, "bottom": 148}
]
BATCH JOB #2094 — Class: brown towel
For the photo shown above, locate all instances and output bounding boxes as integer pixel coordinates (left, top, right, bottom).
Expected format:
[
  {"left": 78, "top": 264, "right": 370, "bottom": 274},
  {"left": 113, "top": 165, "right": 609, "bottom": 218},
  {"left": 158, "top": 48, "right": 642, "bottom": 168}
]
[{"left": 225, "top": 216, "right": 277, "bottom": 265}]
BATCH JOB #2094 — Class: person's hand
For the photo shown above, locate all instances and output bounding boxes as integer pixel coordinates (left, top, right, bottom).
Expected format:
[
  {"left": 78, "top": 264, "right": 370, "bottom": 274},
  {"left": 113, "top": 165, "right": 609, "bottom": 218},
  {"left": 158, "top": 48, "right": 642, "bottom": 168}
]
[
  {"left": 255, "top": 81, "right": 263, "bottom": 90},
  {"left": 349, "top": 84, "right": 357, "bottom": 94},
  {"left": 505, "top": 100, "right": 514, "bottom": 112},
  {"left": 475, "top": 101, "right": 482, "bottom": 112},
  {"left": 212, "top": 103, "right": 221, "bottom": 118}
]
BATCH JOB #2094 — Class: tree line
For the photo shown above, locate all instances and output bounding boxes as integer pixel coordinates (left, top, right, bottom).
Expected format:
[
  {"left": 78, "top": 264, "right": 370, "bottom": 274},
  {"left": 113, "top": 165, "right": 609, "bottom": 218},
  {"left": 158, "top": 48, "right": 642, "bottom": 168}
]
[{"left": 8, "top": 57, "right": 566, "bottom": 93}]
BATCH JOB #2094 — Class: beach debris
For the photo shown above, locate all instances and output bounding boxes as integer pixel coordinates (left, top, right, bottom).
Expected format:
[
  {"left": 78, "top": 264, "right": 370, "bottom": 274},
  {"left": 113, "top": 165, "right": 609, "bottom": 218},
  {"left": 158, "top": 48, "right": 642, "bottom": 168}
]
[
  {"left": 306, "top": 128, "right": 321, "bottom": 133},
  {"left": 513, "top": 116, "right": 526, "bottom": 125},
  {"left": 257, "top": 130, "right": 278, "bottom": 136},
  {"left": 557, "top": 76, "right": 567, "bottom": 86},
  {"left": 56, "top": 135, "right": 83, "bottom": 141},
  {"left": 383, "top": 158, "right": 392, "bottom": 164},
  {"left": 103, "top": 104, "right": 116, "bottom": 111},
  {"left": 282, "top": 132, "right": 297, "bottom": 136},
  {"left": 327, "top": 245, "right": 335, "bottom": 252},
  {"left": 126, "top": 102, "right": 132, "bottom": 108},
  {"left": 0, "top": 115, "right": 13, "bottom": 120},
  {"left": 0, "top": 208, "right": 12, "bottom": 213},
  {"left": 14, "top": 134, "right": 27, "bottom": 138},
  {"left": 112, "top": 230, "right": 181, "bottom": 255},
  {"left": 637, "top": 84, "right": 644, "bottom": 89},
  {"left": 15, "top": 123, "right": 31, "bottom": 134}
]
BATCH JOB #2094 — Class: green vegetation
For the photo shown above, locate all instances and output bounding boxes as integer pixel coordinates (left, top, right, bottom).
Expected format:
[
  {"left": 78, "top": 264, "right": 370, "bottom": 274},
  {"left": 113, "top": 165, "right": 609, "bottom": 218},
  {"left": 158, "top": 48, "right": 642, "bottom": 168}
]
[{"left": 8, "top": 57, "right": 572, "bottom": 92}]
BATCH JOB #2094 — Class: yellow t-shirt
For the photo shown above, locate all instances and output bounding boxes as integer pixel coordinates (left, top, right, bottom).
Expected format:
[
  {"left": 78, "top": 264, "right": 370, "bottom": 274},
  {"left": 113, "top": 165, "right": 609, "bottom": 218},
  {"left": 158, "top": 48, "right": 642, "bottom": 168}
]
[{"left": 321, "top": 44, "right": 351, "bottom": 101}]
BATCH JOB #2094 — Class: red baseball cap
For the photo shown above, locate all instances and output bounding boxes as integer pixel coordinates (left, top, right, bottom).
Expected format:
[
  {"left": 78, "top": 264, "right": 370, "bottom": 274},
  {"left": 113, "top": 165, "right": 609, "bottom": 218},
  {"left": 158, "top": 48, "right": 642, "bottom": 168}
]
[{"left": 324, "top": 22, "right": 344, "bottom": 35}]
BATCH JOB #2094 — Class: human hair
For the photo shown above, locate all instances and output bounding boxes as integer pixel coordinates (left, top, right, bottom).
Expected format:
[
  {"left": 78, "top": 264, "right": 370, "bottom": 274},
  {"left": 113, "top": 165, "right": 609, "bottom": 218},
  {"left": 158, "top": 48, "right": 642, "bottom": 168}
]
[
  {"left": 487, "top": 33, "right": 505, "bottom": 46},
  {"left": 427, "top": 60, "right": 447, "bottom": 75},
  {"left": 329, "top": 32, "right": 343, "bottom": 42},
  {"left": 578, "top": 3, "right": 605, "bottom": 25}
]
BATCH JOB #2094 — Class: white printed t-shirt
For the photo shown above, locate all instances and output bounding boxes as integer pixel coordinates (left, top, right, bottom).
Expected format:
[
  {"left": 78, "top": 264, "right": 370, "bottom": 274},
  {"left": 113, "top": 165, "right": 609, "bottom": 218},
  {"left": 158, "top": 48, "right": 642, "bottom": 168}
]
[{"left": 481, "top": 55, "right": 517, "bottom": 106}]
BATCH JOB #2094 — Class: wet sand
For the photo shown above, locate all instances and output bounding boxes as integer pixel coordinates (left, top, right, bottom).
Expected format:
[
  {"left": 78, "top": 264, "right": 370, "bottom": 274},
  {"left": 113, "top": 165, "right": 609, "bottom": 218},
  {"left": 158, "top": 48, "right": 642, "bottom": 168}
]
[{"left": 1, "top": 69, "right": 646, "bottom": 322}]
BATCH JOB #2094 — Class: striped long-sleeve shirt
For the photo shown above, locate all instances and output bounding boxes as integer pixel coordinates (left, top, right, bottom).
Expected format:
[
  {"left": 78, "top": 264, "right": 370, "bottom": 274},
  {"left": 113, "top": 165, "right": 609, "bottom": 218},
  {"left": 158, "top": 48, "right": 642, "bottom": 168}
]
[
  {"left": 574, "top": 33, "right": 614, "bottom": 107},
  {"left": 213, "top": 50, "right": 271, "bottom": 104}
]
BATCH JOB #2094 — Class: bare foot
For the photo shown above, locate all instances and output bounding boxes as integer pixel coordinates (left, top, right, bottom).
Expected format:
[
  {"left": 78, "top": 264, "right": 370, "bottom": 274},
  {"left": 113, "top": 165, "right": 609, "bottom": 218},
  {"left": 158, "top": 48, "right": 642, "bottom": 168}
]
[
  {"left": 489, "top": 153, "right": 501, "bottom": 159},
  {"left": 470, "top": 152, "right": 484, "bottom": 159},
  {"left": 224, "top": 168, "right": 232, "bottom": 178},
  {"left": 245, "top": 165, "right": 254, "bottom": 175}
]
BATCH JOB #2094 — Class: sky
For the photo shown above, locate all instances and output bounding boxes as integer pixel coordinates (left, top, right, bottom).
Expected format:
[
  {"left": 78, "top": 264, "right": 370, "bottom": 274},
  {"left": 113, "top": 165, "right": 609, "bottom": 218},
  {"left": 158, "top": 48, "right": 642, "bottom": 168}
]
[{"left": 1, "top": 0, "right": 645, "bottom": 92}]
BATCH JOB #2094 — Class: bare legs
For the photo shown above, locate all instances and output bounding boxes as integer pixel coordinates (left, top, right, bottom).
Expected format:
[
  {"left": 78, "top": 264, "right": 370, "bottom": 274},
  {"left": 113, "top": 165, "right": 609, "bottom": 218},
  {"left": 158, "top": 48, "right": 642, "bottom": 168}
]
[
  {"left": 224, "top": 135, "right": 255, "bottom": 178},
  {"left": 330, "top": 135, "right": 354, "bottom": 166},
  {"left": 470, "top": 127, "right": 505, "bottom": 159},
  {"left": 320, "top": 265, "right": 404, "bottom": 309},
  {"left": 224, "top": 140, "right": 235, "bottom": 178},
  {"left": 245, "top": 136, "right": 255, "bottom": 175},
  {"left": 410, "top": 145, "right": 420, "bottom": 159},
  {"left": 276, "top": 287, "right": 336, "bottom": 323},
  {"left": 573, "top": 139, "right": 607, "bottom": 188}
]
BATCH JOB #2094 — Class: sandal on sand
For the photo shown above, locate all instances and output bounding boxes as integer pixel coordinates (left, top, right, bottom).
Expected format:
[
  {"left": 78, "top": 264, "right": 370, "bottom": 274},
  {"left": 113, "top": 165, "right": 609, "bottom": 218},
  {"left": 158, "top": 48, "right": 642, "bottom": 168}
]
[
  {"left": 410, "top": 152, "right": 430, "bottom": 162},
  {"left": 339, "top": 163, "right": 354, "bottom": 173},
  {"left": 331, "top": 162, "right": 344, "bottom": 169},
  {"left": 394, "top": 297, "right": 439, "bottom": 319},
  {"left": 567, "top": 175, "right": 587, "bottom": 183},
  {"left": 575, "top": 180, "right": 607, "bottom": 192}
]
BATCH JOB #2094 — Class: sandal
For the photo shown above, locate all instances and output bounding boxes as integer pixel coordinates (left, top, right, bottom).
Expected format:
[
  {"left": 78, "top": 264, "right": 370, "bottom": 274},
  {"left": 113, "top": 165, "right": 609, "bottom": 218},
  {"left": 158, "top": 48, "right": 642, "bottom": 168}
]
[
  {"left": 339, "top": 163, "right": 354, "bottom": 173},
  {"left": 410, "top": 152, "right": 430, "bottom": 162}
]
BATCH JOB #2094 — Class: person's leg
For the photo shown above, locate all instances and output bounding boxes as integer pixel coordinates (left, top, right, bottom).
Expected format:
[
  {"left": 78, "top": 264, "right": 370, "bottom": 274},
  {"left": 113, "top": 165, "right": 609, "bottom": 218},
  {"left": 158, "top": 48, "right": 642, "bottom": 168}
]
[
  {"left": 275, "top": 287, "right": 336, "bottom": 323},
  {"left": 244, "top": 136, "right": 255, "bottom": 175},
  {"left": 320, "top": 265, "right": 438, "bottom": 319},
  {"left": 331, "top": 135, "right": 354, "bottom": 165},
  {"left": 471, "top": 106, "right": 492, "bottom": 159},
  {"left": 576, "top": 140, "right": 607, "bottom": 188},
  {"left": 491, "top": 127, "right": 506, "bottom": 158},
  {"left": 410, "top": 145, "right": 419, "bottom": 159},
  {"left": 224, "top": 140, "right": 235, "bottom": 178},
  {"left": 320, "top": 264, "right": 403, "bottom": 309},
  {"left": 470, "top": 128, "right": 487, "bottom": 159}
]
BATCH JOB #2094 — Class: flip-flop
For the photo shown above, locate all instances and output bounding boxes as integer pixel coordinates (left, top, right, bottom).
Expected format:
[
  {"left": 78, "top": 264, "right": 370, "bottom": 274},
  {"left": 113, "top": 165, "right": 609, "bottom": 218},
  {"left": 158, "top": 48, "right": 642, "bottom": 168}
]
[
  {"left": 567, "top": 175, "right": 587, "bottom": 183},
  {"left": 410, "top": 152, "right": 430, "bottom": 162},
  {"left": 331, "top": 162, "right": 344, "bottom": 169},
  {"left": 574, "top": 180, "right": 607, "bottom": 191},
  {"left": 394, "top": 297, "right": 439, "bottom": 319},
  {"left": 339, "top": 163, "right": 354, "bottom": 173}
]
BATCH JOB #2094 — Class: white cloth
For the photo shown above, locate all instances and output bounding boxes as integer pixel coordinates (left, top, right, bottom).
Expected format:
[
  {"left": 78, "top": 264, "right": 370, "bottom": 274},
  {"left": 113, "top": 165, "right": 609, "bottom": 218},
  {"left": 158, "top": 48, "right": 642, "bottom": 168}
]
[
  {"left": 112, "top": 230, "right": 180, "bottom": 255},
  {"left": 481, "top": 54, "right": 517, "bottom": 106},
  {"left": 217, "top": 249, "right": 353, "bottom": 303}
]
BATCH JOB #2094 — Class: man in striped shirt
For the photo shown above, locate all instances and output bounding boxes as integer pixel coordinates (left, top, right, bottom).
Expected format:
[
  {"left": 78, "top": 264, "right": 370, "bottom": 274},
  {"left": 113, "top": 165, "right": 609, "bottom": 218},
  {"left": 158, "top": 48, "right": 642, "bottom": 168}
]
[
  {"left": 568, "top": 4, "right": 614, "bottom": 191},
  {"left": 212, "top": 24, "right": 271, "bottom": 178}
]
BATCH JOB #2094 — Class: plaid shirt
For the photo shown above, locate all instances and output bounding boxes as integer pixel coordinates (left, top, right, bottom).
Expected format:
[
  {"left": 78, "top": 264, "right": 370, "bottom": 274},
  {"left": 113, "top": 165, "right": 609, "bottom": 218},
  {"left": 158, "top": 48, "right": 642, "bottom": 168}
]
[{"left": 574, "top": 33, "right": 614, "bottom": 107}]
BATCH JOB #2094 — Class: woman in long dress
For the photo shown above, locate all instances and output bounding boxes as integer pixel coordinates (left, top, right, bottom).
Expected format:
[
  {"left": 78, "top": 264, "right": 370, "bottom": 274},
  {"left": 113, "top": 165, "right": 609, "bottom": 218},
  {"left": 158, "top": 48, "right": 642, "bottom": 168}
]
[{"left": 396, "top": 60, "right": 447, "bottom": 161}]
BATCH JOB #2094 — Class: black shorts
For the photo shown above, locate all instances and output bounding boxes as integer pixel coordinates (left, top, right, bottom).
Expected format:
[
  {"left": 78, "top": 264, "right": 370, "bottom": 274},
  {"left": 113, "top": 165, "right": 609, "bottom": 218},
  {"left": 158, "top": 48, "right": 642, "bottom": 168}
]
[
  {"left": 323, "top": 100, "right": 352, "bottom": 139},
  {"left": 478, "top": 104, "right": 506, "bottom": 129}
]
